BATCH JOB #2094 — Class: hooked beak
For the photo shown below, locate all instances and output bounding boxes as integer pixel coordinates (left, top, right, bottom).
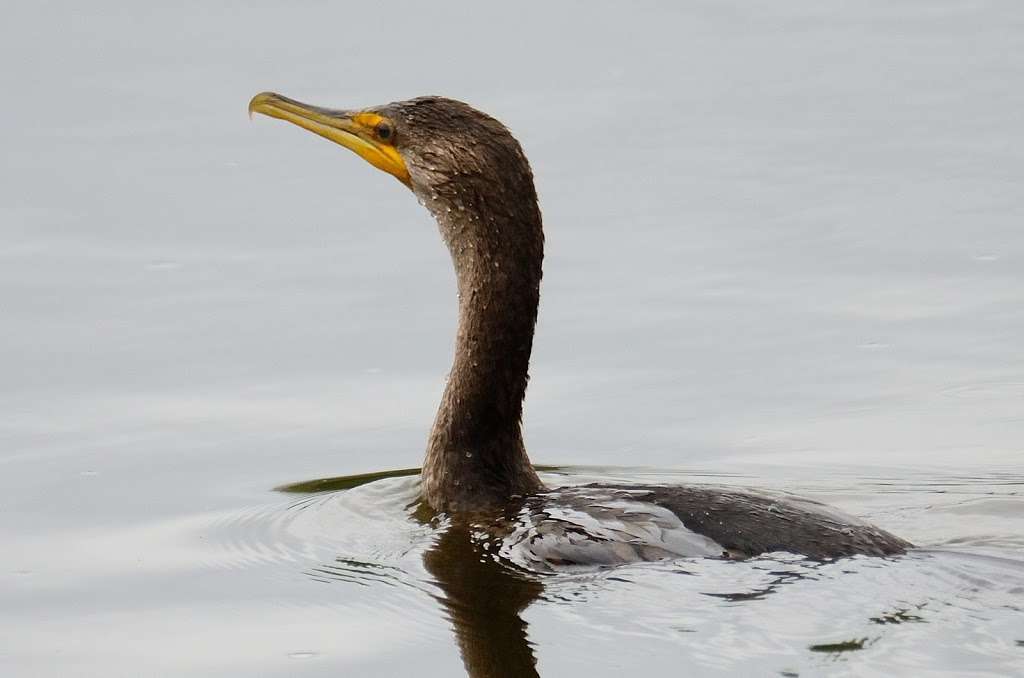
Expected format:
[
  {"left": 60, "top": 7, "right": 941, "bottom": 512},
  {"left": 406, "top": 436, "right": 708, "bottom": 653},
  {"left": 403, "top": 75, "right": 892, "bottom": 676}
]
[{"left": 248, "top": 91, "right": 410, "bottom": 187}]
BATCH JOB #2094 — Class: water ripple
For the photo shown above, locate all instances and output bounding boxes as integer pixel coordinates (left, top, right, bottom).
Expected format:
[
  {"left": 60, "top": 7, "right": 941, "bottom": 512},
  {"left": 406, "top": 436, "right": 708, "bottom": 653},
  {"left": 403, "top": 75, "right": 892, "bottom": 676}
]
[{"left": 181, "top": 466, "right": 1024, "bottom": 676}]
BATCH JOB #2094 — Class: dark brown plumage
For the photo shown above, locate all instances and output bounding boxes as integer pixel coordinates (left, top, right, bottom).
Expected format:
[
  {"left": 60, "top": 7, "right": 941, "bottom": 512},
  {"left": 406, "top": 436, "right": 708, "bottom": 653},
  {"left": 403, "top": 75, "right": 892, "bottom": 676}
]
[
  {"left": 385, "top": 98, "right": 545, "bottom": 511},
  {"left": 250, "top": 93, "right": 911, "bottom": 560}
]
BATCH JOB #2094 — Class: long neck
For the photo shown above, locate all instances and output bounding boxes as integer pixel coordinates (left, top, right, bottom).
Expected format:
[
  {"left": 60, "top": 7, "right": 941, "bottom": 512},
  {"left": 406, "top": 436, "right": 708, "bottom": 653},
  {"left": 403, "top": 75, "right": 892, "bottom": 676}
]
[{"left": 420, "top": 181, "right": 545, "bottom": 512}]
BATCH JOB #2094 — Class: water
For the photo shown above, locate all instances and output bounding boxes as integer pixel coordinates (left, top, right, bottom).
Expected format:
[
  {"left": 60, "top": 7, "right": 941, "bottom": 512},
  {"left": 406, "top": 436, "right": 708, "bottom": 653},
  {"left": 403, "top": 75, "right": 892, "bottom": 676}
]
[{"left": 2, "top": 1, "right": 1023, "bottom": 675}]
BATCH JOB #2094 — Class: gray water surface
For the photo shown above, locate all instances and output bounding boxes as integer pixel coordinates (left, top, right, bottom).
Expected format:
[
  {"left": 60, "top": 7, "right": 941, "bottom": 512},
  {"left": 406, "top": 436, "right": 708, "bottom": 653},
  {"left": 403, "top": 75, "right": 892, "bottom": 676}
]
[{"left": 2, "top": 1, "right": 1023, "bottom": 676}]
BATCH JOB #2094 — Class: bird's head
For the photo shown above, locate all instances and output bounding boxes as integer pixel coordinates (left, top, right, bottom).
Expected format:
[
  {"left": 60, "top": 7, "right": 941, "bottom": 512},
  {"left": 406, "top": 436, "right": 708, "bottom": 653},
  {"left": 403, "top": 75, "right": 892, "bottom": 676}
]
[{"left": 248, "top": 92, "right": 534, "bottom": 210}]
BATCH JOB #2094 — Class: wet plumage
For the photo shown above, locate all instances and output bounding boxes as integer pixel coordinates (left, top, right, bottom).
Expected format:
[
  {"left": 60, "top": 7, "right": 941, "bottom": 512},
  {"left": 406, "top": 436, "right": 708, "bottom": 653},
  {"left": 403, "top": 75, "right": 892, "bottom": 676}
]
[{"left": 249, "top": 92, "right": 910, "bottom": 561}]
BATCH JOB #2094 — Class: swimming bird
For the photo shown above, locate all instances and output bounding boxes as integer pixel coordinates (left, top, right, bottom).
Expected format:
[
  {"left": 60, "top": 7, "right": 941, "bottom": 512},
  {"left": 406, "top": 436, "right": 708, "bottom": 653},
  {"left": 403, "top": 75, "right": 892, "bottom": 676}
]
[{"left": 249, "top": 92, "right": 910, "bottom": 562}]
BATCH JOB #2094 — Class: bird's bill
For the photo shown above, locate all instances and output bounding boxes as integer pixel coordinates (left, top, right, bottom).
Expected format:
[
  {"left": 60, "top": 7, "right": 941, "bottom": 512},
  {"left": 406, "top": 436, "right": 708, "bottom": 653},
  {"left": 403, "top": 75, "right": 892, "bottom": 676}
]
[{"left": 248, "top": 92, "right": 410, "bottom": 186}]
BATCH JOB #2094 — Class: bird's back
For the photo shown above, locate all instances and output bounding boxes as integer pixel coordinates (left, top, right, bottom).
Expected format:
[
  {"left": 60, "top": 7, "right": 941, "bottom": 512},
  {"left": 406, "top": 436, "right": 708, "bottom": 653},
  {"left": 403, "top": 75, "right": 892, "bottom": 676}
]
[{"left": 497, "top": 483, "right": 910, "bottom": 571}]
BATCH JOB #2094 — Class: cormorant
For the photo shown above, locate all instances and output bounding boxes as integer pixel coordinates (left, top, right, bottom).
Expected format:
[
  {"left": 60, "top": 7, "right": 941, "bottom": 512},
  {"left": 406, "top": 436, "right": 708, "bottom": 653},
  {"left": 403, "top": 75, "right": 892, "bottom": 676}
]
[{"left": 249, "top": 92, "right": 910, "bottom": 561}]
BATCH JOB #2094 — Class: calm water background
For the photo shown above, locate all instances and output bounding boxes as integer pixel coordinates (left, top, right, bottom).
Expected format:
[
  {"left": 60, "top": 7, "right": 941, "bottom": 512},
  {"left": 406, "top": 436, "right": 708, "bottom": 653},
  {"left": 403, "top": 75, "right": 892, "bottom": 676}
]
[{"left": 2, "top": 1, "right": 1023, "bottom": 676}]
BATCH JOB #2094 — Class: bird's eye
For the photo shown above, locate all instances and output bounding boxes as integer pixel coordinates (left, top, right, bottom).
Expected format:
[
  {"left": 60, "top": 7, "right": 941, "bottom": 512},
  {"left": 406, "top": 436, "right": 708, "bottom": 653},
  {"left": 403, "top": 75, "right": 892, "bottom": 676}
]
[{"left": 376, "top": 121, "right": 393, "bottom": 141}]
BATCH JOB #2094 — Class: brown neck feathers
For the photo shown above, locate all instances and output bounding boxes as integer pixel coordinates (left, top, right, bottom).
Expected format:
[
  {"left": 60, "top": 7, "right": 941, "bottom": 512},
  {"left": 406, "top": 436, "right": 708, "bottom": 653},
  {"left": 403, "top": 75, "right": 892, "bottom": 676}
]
[{"left": 418, "top": 159, "right": 545, "bottom": 513}]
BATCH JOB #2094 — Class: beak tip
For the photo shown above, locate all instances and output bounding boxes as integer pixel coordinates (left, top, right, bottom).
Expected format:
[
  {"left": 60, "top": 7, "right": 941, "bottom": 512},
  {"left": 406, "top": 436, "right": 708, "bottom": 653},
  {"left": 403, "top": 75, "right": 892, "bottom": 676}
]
[{"left": 248, "top": 91, "right": 279, "bottom": 119}]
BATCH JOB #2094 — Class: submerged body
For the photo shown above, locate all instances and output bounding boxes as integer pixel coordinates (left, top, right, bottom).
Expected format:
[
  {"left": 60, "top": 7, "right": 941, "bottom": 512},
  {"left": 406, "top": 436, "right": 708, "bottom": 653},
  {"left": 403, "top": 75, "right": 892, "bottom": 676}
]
[
  {"left": 503, "top": 484, "right": 909, "bottom": 566},
  {"left": 249, "top": 92, "right": 910, "bottom": 560}
]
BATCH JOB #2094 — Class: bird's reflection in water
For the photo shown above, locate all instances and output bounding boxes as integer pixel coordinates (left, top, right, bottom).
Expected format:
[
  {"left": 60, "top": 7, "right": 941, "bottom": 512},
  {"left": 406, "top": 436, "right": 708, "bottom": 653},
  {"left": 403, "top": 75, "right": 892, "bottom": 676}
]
[
  {"left": 423, "top": 522, "right": 543, "bottom": 678},
  {"left": 306, "top": 523, "right": 542, "bottom": 677},
  {"left": 281, "top": 474, "right": 543, "bottom": 677}
]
